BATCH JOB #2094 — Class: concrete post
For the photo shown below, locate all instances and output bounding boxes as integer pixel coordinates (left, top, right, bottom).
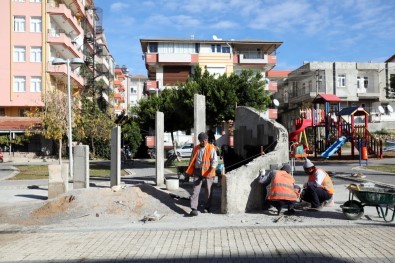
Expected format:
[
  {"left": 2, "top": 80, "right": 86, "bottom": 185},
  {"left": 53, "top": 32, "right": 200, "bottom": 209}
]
[
  {"left": 155, "top": 111, "right": 165, "bottom": 186},
  {"left": 73, "top": 145, "right": 89, "bottom": 189},
  {"left": 110, "top": 126, "right": 121, "bottom": 187},
  {"left": 194, "top": 94, "right": 206, "bottom": 143},
  {"left": 48, "top": 164, "right": 68, "bottom": 199}
]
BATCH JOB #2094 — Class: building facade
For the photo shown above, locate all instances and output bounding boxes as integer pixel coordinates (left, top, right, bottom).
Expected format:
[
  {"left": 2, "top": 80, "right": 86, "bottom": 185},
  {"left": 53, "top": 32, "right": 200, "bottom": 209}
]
[
  {"left": 0, "top": 0, "right": 115, "bottom": 153},
  {"left": 275, "top": 61, "right": 395, "bottom": 132}
]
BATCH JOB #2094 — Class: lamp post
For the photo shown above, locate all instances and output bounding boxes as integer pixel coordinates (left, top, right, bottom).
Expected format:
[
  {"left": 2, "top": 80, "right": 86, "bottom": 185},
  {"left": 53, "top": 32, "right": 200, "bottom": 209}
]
[{"left": 52, "top": 57, "right": 84, "bottom": 178}]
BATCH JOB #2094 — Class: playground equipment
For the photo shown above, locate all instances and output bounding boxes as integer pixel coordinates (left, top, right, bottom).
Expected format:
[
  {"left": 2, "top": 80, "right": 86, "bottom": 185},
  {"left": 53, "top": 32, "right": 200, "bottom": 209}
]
[{"left": 289, "top": 94, "right": 383, "bottom": 160}]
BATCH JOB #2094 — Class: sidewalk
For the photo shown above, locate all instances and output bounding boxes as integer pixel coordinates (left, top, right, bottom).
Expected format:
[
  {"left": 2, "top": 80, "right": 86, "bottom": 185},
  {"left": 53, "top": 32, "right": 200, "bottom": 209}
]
[{"left": 0, "top": 158, "right": 394, "bottom": 262}]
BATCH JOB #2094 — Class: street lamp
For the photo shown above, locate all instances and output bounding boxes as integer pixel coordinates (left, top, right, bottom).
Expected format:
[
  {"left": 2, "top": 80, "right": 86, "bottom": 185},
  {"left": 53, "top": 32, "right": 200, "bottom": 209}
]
[{"left": 52, "top": 57, "right": 84, "bottom": 179}]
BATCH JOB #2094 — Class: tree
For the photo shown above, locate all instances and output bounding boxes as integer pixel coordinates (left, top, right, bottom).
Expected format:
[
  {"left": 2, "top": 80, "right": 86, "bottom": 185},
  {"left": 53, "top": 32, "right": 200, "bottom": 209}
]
[
  {"left": 25, "top": 89, "right": 75, "bottom": 162},
  {"left": 136, "top": 67, "right": 271, "bottom": 144},
  {"left": 73, "top": 98, "right": 115, "bottom": 158}
]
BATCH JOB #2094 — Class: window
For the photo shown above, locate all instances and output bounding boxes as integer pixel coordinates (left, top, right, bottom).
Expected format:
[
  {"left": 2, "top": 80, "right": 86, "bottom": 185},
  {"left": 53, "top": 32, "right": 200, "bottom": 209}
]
[
  {"left": 195, "top": 43, "right": 200, "bottom": 53},
  {"left": 30, "top": 77, "right": 42, "bottom": 92},
  {"left": 221, "top": 46, "right": 230, "bottom": 53},
  {"left": 30, "top": 17, "right": 41, "bottom": 32},
  {"left": 14, "top": 16, "right": 25, "bottom": 32},
  {"left": 14, "top": 0, "right": 25, "bottom": 2},
  {"left": 148, "top": 43, "right": 158, "bottom": 53},
  {"left": 130, "top": 87, "right": 136, "bottom": 94},
  {"left": 14, "top": 46, "right": 26, "bottom": 62},
  {"left": 30, "top": 0, "right": 41, "bottom": 2},
  {"left": 211, "top": 44, "right": 229, "bottom": 53},
  {"left": 0, "top": 108, "right": 5, "bottom": 116},
  {"left": 357, "top": 76, "right": 361, "bottom": 89},
  {"left": 363, "top": 77, "right": 368, "bottom": 89},
  {"left": 30, "top": 47, "right": 42, "bottom": 62},
  {"left": 14, "top": 76, "right": 26, "bottom": 92},
  {"left": 337, "top": 74, "right": 346, "bottom": 87}
]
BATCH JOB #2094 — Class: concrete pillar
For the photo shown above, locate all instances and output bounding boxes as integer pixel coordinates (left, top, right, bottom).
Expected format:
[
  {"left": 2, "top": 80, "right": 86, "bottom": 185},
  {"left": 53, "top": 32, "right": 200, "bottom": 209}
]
[
  {"left": 110, "top": 126, "right": 121, "bottom": 187},
  {"left": 155, "top": 111, "right": 165, "bottom": 186},
  {"left": 48, "top": 164, "right": 68, "bottom": 199},
  {"left": 194, "top": 94, "right": 206, "bottom": 143},
  {"left": 73, "top": 145, "right": 89, "bottom": 189}
]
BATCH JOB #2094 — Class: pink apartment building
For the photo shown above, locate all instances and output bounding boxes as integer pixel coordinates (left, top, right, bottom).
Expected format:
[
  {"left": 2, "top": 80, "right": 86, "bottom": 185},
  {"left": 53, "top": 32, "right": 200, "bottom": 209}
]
[{"left": 0, "top": 0, "right": 101, "bottom": 153}]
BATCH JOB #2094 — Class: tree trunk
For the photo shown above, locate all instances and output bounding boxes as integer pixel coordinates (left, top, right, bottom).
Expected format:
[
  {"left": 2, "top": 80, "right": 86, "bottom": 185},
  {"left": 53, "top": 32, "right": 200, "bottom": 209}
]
[
  {"left": 58, "top": 138, "right": 62, "bottom": 164},
  {"left": 91, "top": 137, "right": 95, "bottom": 157}
]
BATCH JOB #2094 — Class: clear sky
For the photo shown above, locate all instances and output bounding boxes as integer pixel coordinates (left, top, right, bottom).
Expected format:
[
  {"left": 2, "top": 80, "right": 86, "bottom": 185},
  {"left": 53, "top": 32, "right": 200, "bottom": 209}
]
[{"left": 94, "top": 0, "right": 395, "bottom": 75}]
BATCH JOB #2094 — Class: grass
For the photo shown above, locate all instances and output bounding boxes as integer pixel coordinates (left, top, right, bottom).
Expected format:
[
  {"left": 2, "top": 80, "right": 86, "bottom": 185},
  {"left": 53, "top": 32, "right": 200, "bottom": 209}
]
[
  {"left": 9, "top": 163, "right": 127, "bottom": 180},
  {"left": 361, "top": 165, "right": 395, "bottom": 173},
  {"left": 8, "top": 160, "right": 394, "bottom": 180}
]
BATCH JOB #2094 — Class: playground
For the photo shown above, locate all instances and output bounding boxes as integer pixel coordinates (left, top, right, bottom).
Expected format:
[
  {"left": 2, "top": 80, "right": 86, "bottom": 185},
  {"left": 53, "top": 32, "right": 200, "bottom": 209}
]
[{"left": 289, "top": 94, "right": 386, "bottom": 163}]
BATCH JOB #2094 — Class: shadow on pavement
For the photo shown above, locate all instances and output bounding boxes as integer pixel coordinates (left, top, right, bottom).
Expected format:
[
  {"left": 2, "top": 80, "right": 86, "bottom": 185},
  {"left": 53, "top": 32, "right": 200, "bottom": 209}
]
[{"left": 15, "top": 194, "right": 47, "bottom": 200}]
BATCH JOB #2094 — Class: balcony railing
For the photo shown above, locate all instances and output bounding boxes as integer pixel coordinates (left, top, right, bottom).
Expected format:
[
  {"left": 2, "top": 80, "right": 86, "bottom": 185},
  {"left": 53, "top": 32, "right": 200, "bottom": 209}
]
[
  {"left": 47, "top": 31, "right": 83, "bottom": 58},
  {"left": 47, "top": 3, "right": 83, "bottom": 35},
  {"left": 48, "top": 64, "right": 84, "bottom": 87}
]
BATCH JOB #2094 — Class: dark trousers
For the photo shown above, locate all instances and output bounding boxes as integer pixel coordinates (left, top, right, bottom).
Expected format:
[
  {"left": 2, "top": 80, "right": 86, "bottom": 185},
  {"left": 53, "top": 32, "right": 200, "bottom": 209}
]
[{"left": 301, "top": 185, "right": 332, "bottom": 208}]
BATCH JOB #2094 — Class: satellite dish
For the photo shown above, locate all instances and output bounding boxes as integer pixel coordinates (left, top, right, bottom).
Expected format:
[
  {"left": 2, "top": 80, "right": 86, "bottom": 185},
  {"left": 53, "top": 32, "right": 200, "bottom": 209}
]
[
  {"left": 273, "top": 99, "right": 280, "bottom": 107},
  {"left": 388, "top": 105, "right": 394, "bottom": 113},
  {"left": 378, "top": 106, "right": 385, "bottom": 114}
]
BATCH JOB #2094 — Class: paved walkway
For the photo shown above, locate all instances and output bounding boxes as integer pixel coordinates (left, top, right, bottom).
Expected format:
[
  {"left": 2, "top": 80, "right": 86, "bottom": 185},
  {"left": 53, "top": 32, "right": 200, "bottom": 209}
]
[
  {"left": 1, "top": 226, "right": 394, "bottom": 262},
  {"left": 1, "top": 158, "right": 394, "bottom": 262}
]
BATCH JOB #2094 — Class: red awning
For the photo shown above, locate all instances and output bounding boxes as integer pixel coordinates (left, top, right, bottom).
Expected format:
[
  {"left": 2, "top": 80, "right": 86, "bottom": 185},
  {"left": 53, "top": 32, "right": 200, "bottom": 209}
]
[
  {"left": 313, "top": 94, "right": 342, "bottom": 104},
  {"left": 0, "top": 117, "right": 41, "bottom": 131}
]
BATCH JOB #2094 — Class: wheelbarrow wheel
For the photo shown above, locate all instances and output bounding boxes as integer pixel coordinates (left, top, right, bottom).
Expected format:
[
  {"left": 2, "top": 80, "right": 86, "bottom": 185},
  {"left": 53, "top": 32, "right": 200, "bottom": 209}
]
[{"left": 341, "top": 200, "right": 364, "bottom": 220}]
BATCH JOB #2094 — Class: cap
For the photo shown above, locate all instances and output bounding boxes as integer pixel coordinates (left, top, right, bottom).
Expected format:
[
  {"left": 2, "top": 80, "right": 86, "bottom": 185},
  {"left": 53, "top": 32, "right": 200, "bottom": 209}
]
[
  {"left": 198, "top": 132, "right": 208, "bottom": 141},
  {"left": 281, "top": 164, "right": 292, "bottom": 173},
  {"left": 303, "top": 158, "right": 314, "bottom": 169}
]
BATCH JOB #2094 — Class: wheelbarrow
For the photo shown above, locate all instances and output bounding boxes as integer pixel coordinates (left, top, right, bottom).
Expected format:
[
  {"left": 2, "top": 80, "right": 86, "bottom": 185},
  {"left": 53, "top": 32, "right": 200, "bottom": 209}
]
[{"left": 340, "top": 184, "right": 395, "bottom": 222}]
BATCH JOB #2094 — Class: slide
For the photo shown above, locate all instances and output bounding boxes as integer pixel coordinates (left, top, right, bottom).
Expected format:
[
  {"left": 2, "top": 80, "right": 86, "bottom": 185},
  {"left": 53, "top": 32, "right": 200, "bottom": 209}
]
[
  {"left": 289, "top": 119, "right": 312, "bottom": 142},
  {"left": 321, "top": 136, "right": 348, "bottom": 158}
]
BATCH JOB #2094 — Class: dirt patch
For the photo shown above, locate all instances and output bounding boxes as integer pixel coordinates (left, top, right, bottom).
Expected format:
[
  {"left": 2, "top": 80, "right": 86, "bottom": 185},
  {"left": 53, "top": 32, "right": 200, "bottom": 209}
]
[{"left": 5, "top": 184, "right": 189, "bottom": 227}]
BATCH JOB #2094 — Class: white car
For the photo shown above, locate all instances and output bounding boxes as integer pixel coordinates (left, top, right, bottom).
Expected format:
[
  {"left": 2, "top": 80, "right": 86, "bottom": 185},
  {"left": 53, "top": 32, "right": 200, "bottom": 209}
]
[{"left": 167, "top": 143, "right": 194, "bottom": 158}]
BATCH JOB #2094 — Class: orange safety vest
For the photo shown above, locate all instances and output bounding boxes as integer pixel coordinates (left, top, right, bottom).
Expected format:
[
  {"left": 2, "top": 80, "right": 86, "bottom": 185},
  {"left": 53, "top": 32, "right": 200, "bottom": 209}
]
[
  {"left": 267, "top": 170, "right": 298, "bottom": 201},
  {"left": 185, "top": 144, "right": 216, "bottom": 177},
  {"left": 308, "top": 168, "right": 334, "bottom": 195}
]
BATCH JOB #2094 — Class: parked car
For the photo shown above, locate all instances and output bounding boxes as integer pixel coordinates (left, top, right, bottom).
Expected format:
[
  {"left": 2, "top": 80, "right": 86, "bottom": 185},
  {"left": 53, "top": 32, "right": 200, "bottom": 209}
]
[{"left": 167, "top": 143, "right": 194, "bottom": 158}]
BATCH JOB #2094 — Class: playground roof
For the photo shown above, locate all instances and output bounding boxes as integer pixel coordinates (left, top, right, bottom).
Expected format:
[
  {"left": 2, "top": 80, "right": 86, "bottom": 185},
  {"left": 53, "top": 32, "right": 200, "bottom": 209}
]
[
  {"left": 313, "top": 94, "right": 342, "bottom": 104},
  {"left": 337, "top": 106, "right": 370, "bottom": 116}
]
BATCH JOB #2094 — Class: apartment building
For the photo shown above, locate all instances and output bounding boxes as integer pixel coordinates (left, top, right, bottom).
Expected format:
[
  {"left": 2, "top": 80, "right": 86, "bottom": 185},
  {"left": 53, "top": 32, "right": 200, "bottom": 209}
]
[
  {"left": 140, "top": 38, "right": 281, "bottom": 93},
  {"left": 0, "top": 0, "right": 114, "bottom": 153},
  {"left": 129, "top": 74, "right": 147, "bottom": 108},
  {"left": 275, "top": 60, "right": 395, "bottom": 132}
]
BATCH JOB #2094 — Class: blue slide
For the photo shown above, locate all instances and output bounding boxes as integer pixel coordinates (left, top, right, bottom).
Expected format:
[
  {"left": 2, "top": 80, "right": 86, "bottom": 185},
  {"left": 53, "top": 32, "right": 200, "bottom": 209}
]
[{"left": 321, "top": 137, "right": 348, "bottom": 158}]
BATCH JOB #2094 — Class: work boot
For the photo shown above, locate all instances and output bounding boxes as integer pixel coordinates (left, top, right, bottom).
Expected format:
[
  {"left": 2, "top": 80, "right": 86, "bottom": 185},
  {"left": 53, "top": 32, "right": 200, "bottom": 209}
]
[
  {"left": 284, "top": 209, "right": 296, "bottom": 215},
  {"left": 189, "top": 209, "right": 198, "bottom": 216}
]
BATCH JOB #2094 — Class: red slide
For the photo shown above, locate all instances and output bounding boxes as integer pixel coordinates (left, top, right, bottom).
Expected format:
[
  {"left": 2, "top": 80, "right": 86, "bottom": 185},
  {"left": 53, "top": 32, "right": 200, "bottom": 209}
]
[{"left": 289, "top": 118, "right": 312, "bottom": 142}]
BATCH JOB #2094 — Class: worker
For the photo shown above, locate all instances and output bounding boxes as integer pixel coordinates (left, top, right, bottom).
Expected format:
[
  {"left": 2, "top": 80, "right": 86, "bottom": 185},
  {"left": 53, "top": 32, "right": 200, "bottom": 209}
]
[
  {"left": 259, "top": 164, "right": 299, "bottom": 215},
  {"left": 186, "top": 132, "right": 218, "bottom": 216},
  {"left": 301, "top": 158, "right": 334, "bottom": 210}
]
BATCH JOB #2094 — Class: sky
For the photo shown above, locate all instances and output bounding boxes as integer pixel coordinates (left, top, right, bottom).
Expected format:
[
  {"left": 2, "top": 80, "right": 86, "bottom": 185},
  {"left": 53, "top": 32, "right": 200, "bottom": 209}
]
[{"left": 94, "top": 0, "right": 395, "bottom": 75}]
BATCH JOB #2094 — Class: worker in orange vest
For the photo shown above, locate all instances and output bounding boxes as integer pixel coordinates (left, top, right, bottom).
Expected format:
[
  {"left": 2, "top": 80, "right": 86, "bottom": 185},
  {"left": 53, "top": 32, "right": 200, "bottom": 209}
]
[
  {"left": 302, "top": 158, "right": 334, "bottom": 211},
  {"left": 186, "top": 132, "right": 218, "bottom": 216},
  {"left": 259, "top": 164, "right": 299, "bottom": 215}
]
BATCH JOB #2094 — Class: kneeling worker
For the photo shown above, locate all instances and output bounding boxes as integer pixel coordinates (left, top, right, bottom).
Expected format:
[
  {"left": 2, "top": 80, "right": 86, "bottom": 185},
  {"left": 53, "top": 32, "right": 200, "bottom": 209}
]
[
  {"left": 260, "top": 164, "right": 298, "bottom": 215},
  {"left": 302, "top": 158, "right": 334, "bottom": 210}
]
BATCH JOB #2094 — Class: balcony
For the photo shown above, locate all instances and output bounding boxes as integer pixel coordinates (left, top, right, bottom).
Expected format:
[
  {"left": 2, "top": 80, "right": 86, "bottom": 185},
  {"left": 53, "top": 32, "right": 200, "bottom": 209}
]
[
  {"left": 96, "top": 75, "right": 109, "bottom": 87},
  {"left": 95, "top": 55, "right": 110, "bottom": 72},
  {"left": 47, "top": 3, "right": 83, "bottom": 36},
  {"left": 144, "top": 80, "right": 159, "bottom": 94},
  {"left": 62, "top": 0, "right": 85, "bottom": 18},
  {"left": 268, "top": 81, "right": 278, "bottom": 92},
  {"left": 47, "top": 31, "right": 83, "bottom": 58},
  {"left": 48, "top": 64, "right": 84, "bottom": 88},
  {"left": 114, "top": 79, "right": 125, "bottom": 91},
  {"left": 268, "top": 109, "right": 278, "bottom": 119},
  {"left": 114, "top": 93, "right": 125, "bottom": 103},
  {"left": 145, "top": 53, "right": 199, "bottom": 65}
]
